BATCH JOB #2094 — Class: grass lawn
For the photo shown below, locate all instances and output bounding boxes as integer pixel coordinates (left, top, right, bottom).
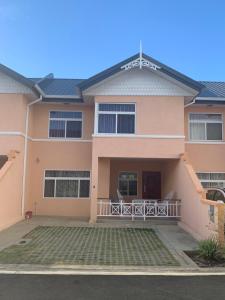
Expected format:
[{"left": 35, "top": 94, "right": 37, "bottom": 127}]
[{"left": 0, "top": 226, "right": 179, "bottom": 266}]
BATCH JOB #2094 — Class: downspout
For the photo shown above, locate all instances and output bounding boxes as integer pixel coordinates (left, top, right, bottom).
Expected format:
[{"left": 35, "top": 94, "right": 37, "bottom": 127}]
[
  {"left": 21, "top": 93, "right": 42, "bottom": 216},
  {"left": 184, "top": 89, "right": 202, "bottom": 108},
  {"left": 184, "top": 97, "right": 196, "bottom": 108}
]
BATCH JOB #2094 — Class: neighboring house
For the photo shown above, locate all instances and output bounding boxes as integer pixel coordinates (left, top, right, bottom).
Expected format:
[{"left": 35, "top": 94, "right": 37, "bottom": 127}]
[{"left": 0, "top": 52, "right": 225, "bottom": 240}]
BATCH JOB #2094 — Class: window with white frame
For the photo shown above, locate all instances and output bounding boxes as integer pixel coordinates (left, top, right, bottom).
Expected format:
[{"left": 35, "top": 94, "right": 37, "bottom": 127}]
[
  {"left": 118, "top": 172, "right": 137, "bottom": 196},
  {"left": 49, "top": 111, "right": 82, "bottom": 138},
  {"left": 197, "top": 172, "right": 225, "bottom": 188},
  {"left": 44, "top": 170, "right": 90, "bottom": 198},
  {"left": 189, "top": 113, "right": 223, "bottom": 141},
  {"left": 96, "top": 103, "right": 135, "bottom": 134}
]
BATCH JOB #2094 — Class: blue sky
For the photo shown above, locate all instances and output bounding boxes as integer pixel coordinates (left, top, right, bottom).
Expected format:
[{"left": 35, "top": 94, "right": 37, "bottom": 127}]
[{"left": 0, "top": 0, "right": 224, "bottom": 81}]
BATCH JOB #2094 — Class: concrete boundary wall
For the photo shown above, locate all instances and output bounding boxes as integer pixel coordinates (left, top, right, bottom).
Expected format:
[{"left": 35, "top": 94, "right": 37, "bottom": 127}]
[
  {"left": 163, "top": 154, "right": 225, "bottom": 243},
  {"left": 0, "top": 151, "right": 23, "bottom": 231}
]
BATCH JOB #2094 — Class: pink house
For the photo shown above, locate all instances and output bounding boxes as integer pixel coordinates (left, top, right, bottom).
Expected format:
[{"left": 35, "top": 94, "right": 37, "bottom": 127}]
[{"left": 0, "top": 53, "right": 224, "bottom": 241}]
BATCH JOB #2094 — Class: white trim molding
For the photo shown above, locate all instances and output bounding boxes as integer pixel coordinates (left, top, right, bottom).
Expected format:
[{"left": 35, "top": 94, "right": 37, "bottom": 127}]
[
  {"left": 93, "top": 134, "right": 185, "bottom": 139},
  {"left": 185, "top": 141, "right": 225, "bottom": 145},
  {"left": 0, "top": 131, "right": 92, "bottom": 142},
  {"left": 31, "top": 138, "right": 92, "bottom": 143},
  {"left": 0, "top": 131, "right": 26, "bottom": 138},
  {"left": 0, "top": 131, "right": 185, "bottom": 141}
]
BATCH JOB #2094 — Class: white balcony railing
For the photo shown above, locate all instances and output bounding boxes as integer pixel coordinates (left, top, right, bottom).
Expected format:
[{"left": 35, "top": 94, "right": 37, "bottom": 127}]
[{"left": 97, "top": 199, "right": 181, "bottom": 220}]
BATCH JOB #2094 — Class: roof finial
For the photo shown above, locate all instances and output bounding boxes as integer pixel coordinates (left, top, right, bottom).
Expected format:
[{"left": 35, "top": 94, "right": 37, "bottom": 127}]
[{"left": 139, "top": 40, "right": 143, "bottom": 69}]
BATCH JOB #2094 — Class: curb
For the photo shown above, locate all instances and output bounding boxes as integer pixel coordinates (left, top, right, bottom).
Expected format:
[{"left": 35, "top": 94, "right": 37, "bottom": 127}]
[{"left": 1, "top": 264, "right": 225, "bottom": 276}]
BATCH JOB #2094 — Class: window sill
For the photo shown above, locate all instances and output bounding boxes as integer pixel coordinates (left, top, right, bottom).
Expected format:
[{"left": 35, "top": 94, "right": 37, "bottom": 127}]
[
  {"left": 186, "top": 140, "right": 225, "bottom": 144},
  {"left": 93, "top": 134, "right": 185, "bottom": 139},
  {"left": 43, "top": 197, "right": 90, "bottom": 200},
  {"left": 48, "top": 137, "right": 83, "bottom": 140}
]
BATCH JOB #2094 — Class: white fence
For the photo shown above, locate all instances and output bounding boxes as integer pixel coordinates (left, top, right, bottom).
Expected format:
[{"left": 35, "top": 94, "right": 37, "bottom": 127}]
[{"left": 97, "top": 200, "right": 181, "bottom": 220}]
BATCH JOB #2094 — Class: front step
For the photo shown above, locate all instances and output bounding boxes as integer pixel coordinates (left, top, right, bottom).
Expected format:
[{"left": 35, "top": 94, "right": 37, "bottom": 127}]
[{"left": 97, "top": 217, "right": 178, "bottom": 226}]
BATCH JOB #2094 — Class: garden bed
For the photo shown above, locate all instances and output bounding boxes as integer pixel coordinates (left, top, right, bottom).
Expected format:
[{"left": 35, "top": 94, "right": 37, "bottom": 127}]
[{"left": 185, "top": 250, "right": 225, "bottom": 267}]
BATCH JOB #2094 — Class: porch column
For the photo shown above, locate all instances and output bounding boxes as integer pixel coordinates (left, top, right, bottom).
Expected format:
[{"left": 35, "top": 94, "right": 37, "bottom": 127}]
[
  {"left": 90, "top": 157, "right": 110, "bottom": 223},
  {"left": 98, "top": 158, "right": 110, "bottom": 200},
  {"left": 90, "top": 156, "right": 99, "bottom": 223}
]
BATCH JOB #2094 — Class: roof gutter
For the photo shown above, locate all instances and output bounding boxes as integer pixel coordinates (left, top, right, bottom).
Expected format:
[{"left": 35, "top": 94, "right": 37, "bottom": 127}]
[{"left": 21, "top": 93, "right": 42, "bottom": 216}]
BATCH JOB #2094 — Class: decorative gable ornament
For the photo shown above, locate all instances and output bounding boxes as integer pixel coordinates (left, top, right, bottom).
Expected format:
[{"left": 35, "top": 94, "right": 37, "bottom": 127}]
[{"left": 121, "top": 57, "right": 161, "bottom": 71}]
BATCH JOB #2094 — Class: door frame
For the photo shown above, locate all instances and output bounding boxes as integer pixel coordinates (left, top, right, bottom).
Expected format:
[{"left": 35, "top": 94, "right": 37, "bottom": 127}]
[{"left": 142, "top": 171, "right": 161, "bottom": 199}]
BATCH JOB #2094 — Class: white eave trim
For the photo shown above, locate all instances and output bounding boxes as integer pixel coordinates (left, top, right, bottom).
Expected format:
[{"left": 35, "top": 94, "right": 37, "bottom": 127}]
[
  {"left": 196, "top": 97, "right": 225, "bottom": 101},
  {"left": 43, "top": 95, "right": 81, "bottom": 99}
]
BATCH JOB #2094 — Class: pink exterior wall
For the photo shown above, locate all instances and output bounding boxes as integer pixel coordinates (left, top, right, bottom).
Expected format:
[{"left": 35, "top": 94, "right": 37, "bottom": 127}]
[
  {"left": 0, "top": 94, "right": 27, "bottom": 133},
  {"left": 95, "top": 96, "right": 184, "bottom": 135},
  {"left": 31, "top": 103, "right": 94, "bottom": 139},
  {"left": 0, "top": 152, "right": 23, "bottom": 231},
  {"left": 98, "top": 158, "right": 110, "bottom": 199},
  {"left": 93, "top": 137, "right": 184, "bottom": 159},
  {"left": 163, "top": 157, "right": 216, "bottom": 240},
  {"left": 90, "top": 95, "right": 185, "bottom": 221},
  {"left": 25, "top": 103, "right": 94, "bottom": 219},
  {"left": 0, "top": 94, "right": 30, "bottom": 230},
  {"left": 26, "top": 141, "right": 92, "bottom": 218},
  {"left": 1, "top": 88, "right": 225, "bottom": 234},
  {"left": 184, "top": 106, "right": 225, "bottom": 172}
]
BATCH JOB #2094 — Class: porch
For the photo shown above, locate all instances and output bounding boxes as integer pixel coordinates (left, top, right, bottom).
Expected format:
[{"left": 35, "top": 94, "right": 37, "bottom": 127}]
[
  {"left": 97, "top": 200, "right": 181, "bottom": 220},
  {"left": 92, "top": 158, "right": 182, "bottom": 221}
]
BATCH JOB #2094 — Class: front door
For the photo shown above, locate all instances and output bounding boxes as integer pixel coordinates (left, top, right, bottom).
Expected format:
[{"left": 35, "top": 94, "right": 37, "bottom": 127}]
[{"left": 142, "top": 172, "right": 161, "bottom": 199}]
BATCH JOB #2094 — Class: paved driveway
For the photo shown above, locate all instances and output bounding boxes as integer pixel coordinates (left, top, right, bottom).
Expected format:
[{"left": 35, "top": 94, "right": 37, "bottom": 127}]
[{"left": 0, "top": 226, "right": 179, "bottom": 266}]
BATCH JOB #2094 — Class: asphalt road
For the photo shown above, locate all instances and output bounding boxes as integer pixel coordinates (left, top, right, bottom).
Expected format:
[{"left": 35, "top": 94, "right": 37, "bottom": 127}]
[{"left": 0, "top": 274, "right": 224, "bottom": 300}]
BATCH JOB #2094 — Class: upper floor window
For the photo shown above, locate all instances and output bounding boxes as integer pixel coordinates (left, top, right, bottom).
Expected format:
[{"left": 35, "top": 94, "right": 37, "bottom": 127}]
[
  {"left": 97, "top": 103, "right": 135, "bottom": 134},
  {"left": 189, "top": 113, "right": 223, "bottom": 141},
  {"left": 49, "top": 111, "right": 82, "bottom": 138}
]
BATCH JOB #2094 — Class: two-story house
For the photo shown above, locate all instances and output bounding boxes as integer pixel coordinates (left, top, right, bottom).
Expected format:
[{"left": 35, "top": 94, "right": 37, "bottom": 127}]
[{"left": 0, "top": 53, "right": 224, "bottom": 240}]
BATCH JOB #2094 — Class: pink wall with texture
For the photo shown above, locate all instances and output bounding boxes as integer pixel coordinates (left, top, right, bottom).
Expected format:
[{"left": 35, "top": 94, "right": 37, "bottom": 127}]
[{"left": 185, "top": 106, "right": 225, "bottom": 172}]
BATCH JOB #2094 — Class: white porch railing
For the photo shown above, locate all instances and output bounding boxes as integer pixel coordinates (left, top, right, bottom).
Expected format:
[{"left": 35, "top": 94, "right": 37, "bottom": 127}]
[{"left": 97, "top": 199, "right": 181, "bottom": 220}]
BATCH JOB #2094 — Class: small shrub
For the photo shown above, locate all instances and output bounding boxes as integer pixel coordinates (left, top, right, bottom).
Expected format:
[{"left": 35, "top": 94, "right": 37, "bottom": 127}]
[{"left": 198, "top": 238, "right": 221, "bottom": 261}]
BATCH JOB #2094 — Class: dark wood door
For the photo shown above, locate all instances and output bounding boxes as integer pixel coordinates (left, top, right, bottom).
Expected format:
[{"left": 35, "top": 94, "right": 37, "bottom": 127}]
[{"left": 142, "top": 172, "right": 161, "bottom": 199}]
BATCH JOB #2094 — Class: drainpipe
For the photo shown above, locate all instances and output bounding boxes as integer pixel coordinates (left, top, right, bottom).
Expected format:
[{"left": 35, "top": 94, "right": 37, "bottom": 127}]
[
  {"left": 184, "top": 88, "right": 203, "bottom": 108},
  {"left": 184, "top": 97, "right": 196, "bottom": 108},
  {"left": 21, "top": 93, "right": 42, "bottom": 216}
]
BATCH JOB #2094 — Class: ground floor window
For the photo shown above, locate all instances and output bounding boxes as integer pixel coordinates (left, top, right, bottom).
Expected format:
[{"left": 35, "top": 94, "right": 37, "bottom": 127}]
[
  {"left": 118, "top": 172, "right": 137, "bottom": 196},
  {"left": 197, "top": 172, "right": 225, "bottom": 188},
  {"left": 44, "top": 170, "right": 90, "bottom": 198}
]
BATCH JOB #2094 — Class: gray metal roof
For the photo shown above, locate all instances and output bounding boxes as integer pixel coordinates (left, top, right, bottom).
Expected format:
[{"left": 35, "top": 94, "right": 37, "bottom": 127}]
[
  {"left": 0, "top": 64, "right": 35, "bottom": 89},
  {"left": 30, "top": 78, "right": 84, "bottom": 97},
  {"left": 29, "top": 78, "right": 225, "bottom": 104},
  {"left": 78, "top": 53, "right": 203, "bottom": 92},
  {"left": 198, "top": 81, "right": 225, "bottom": 98},
  {"left": 1, "top": 56, "right": 225, "bottom": 104}
]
